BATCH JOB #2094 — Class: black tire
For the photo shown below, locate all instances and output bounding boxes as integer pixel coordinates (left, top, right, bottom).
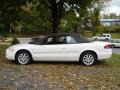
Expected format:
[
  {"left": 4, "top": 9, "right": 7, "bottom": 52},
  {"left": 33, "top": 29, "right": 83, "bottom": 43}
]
[
  {"left": 111, "top": 44, "right": 115, "bottom": 48},
  {"left": 15, "top": 50, "right": 32, "bottom": 65},
  {"left": 80, "top": 52, "right": 97, "bottom": 66}
]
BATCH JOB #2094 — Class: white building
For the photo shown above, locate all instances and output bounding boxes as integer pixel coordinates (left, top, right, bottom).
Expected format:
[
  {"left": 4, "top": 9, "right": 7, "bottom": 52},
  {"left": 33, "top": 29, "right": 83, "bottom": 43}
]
[{"left": 101, "top": 19, "right": 120, "bottom": 26}]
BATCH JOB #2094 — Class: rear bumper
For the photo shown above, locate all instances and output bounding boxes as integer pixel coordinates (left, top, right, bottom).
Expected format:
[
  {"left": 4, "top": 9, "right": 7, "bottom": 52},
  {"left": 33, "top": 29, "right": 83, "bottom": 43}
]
[{"left": 97, "top": 49, "right": 112, "bottom": 60}]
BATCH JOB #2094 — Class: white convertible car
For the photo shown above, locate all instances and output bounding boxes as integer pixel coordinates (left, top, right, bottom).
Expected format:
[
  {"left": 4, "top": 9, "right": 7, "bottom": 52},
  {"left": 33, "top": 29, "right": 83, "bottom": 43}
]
[{"left": 6, "top": 34, "right": 112, "bottom": 66}]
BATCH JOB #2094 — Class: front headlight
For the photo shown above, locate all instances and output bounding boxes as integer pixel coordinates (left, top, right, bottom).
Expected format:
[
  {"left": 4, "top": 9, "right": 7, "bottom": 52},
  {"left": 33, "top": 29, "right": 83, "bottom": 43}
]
[{"left": 7, "top": 47, "right": 15, "bottom": 52}]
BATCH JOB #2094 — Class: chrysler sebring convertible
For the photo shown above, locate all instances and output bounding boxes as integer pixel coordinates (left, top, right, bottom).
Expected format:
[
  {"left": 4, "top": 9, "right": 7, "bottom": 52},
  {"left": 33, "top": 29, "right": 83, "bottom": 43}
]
[{"left": 6, "top": 33, "right": 112, "bottom": 66}]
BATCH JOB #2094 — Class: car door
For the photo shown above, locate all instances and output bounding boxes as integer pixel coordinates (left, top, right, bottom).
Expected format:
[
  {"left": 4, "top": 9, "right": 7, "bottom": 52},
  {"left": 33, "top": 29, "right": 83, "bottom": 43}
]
[
  {"left": 65, "top": 36, "right": 81, "bottom": 61},
  {"left": 33, "top": 35, "right": 69, "bottom": 61}
]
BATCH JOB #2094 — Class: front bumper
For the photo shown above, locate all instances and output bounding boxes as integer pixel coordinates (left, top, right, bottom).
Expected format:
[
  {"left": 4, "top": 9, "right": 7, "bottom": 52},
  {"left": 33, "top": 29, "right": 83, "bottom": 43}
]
[{"left": 6, "top": 49, "right": 15, "bottom": 60}]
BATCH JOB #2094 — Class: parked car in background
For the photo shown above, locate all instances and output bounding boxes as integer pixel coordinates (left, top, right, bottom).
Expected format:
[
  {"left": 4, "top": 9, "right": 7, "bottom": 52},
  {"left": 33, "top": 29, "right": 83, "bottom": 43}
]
[
  {"left": 93, "top": 33, "right": 112, "bottom": 41},
  {"left": 6, "top": 33, "right": 112, "bottom": 66},
  {"left": 110, "top": 40, "right": 120, "bottom": 48}
]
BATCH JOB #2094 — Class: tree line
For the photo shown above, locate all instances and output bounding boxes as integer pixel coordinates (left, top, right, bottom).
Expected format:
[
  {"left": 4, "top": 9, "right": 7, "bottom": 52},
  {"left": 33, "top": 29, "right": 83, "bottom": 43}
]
[{"left": 0, "top": 0, "right": 110, "bottom": 36}]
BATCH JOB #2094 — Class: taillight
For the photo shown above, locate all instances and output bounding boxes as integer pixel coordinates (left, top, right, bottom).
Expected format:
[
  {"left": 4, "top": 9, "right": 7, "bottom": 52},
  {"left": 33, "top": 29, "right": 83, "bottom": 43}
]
[{"left": 104, "top": 44, "right": 111, "bottom": 49}]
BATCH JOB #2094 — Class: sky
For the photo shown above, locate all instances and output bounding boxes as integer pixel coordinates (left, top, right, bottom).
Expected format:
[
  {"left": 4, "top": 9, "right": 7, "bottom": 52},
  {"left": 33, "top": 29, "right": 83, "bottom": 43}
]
[{"left": 102, "top": 0, "right": 120, "bottom": 15}]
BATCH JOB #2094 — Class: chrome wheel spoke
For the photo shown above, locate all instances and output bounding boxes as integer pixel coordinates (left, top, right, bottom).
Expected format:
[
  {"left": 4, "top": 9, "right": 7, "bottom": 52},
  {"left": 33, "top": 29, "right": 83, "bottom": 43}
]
[
  {"left": 18, "top": 53, "right": 29, "bottom": 64},
  {"left": 83, "top": 54, "right": 94, "bottom": 66}
]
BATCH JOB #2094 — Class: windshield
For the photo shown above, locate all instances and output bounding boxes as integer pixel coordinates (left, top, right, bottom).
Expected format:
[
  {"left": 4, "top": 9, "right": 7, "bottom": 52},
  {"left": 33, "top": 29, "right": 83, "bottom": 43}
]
[
  {"left": 75, "top": 34, "right": 89, "bottom": 43},
  {"left": 29, "top": 38, "right": 43, "bottom": 45}
]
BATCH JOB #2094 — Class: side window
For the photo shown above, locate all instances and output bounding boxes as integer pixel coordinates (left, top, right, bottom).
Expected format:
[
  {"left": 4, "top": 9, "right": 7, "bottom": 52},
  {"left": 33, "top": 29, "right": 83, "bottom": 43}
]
[
  {"left": 66, "top": 36, "right": 77, "bottom": 44},
  {"left": 47, "top": 37, "right": 53, "bottom": 44},
  {"left": 44, "top": 36, "right": 66, "bottom": 45},
  {"left": 107, "top": 35, "right": 110, "bottom": 37},
  {"left": 102, "top": 35, "right": 106, "bottom": 37},
  {"left": 43, "top": 37, "right": 54, "bottom": 44},
  {"left": 55, "top": 36, "right": 66, "bottom": 44}
]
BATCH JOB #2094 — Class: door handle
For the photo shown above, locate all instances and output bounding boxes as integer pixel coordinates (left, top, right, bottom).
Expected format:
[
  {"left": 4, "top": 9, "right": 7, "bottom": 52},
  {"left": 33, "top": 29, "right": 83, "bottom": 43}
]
[{"left": 61, "top": 48, "right": 66, "bottom": 49}]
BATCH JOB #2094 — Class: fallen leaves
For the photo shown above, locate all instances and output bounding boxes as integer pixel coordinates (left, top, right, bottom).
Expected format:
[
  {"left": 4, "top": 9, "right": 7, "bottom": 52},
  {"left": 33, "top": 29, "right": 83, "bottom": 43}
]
[{"left": 0, "top": 45, "right": 120, "bottom": 89}]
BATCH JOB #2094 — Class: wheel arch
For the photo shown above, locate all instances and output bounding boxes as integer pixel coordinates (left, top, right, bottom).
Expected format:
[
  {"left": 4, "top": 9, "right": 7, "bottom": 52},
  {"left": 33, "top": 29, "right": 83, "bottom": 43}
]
[
  {"left": 15, "top": 49, "right": 33, "bottom": 60},
  {"left": 79, "top": 50, "right": 98, "bottom": 61}
]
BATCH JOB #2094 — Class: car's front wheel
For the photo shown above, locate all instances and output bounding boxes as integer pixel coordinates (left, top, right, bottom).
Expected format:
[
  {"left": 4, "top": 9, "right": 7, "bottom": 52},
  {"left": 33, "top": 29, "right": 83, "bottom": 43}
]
[
  {"left": 15, "top": 51, "right": 32, "bottom": 65},
  {"left": 80, "top": 52, "right": 97, "bottom": 66}
]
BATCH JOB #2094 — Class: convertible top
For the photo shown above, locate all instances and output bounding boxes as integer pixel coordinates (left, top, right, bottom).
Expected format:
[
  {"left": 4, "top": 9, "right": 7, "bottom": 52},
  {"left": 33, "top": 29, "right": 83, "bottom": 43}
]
[
  {"left": 30, "top": 33, "right": 89, "bottom": 44},
  {"left": 46, "top": 33, "right": 89, "bottom": 43}
]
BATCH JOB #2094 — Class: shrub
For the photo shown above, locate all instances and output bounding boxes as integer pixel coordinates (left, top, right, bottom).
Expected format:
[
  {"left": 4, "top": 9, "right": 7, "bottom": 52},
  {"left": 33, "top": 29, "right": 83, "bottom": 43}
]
[{"left": 11, "top": 36, "right": 19, "bottom": 45}]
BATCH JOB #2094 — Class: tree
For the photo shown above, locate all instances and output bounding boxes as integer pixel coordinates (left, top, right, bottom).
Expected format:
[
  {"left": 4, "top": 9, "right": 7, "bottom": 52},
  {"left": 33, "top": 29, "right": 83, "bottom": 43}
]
[
  {"left": 38, "top": 0, "right": 96, "bottom": 33},
  {"left": 102, "top": 13, "right": 120, "bottom": 19},
  {"left": 110, "top": 13, "right": 118, "bottom": 19},
  {"left": 10, "top": 21, "right": 22, "bottom": 36},
  {"left": 0, "top": 0, "right": 111, "bottom": 35},
  {"left": 0, "top": 0, "right": 27, "bottom": 33},
  {"left": 20, "top": 1, "right": 51, "bottom": 33},
  {"left": 88, "top": 0, "right": 111, "bottom": 36},
  {"left": 102, "top": 14, "right": 109, "bottom": 19}
]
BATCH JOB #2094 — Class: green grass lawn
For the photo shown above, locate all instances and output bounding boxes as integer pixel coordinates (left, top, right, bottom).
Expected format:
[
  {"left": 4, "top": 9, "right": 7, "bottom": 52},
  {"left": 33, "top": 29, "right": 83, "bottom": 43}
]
[
  {"left": 0, "top": 45, "right": 120, "bottom": 89},
  {"left": 111, "top": 33, "right": 120, "bottom": 39}
]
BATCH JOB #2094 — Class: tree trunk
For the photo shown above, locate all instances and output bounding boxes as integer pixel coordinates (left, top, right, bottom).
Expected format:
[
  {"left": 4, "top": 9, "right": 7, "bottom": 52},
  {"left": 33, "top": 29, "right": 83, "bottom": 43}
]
[
  {"left": 50, "top": 0, "right": 64, "bottom": 34},
  {"left": 51, "top": 9, "right": 60, "bottom": 34},
  {"left": 92, "top": 26, "right": 97, "bottom": 36},
  {"left": 2, "top": 11, "right": 10, "bottom": 34},
  {"left": 74, "top": 25, "right": 78, "bottom": 33},
  {"left": 5, "top": 23, "right": 10, "bottom": 33}
]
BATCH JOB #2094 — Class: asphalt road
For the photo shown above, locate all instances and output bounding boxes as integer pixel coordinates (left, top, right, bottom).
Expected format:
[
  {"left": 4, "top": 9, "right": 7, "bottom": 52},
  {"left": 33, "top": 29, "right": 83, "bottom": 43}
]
[{"left": 112, "top": 48, "right": 120, "bottom": 54}]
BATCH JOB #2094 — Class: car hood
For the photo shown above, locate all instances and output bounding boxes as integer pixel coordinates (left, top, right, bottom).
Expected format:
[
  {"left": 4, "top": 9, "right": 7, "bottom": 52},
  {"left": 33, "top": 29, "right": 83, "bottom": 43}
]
[
  {"left": 9, "top": 43, "right": 36, "bottom": 49},
  {"left": 12, "top": 43, "right": 31, "bottom": 47}
]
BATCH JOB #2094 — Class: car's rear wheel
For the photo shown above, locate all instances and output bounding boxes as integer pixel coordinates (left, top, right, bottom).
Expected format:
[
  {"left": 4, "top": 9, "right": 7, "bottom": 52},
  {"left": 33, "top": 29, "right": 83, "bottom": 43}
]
[
  {"left": 80, "top": 52, "right": 97, "bottom": 66},
  {"left": 15, "top": 51, "right": 32, "bottom": 65}
]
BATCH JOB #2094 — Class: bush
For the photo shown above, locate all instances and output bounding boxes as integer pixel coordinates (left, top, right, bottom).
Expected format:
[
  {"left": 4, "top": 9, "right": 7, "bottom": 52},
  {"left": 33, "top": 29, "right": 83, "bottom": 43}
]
[{"left": 11, "top": 36, "right": 19, "bottom": 45}]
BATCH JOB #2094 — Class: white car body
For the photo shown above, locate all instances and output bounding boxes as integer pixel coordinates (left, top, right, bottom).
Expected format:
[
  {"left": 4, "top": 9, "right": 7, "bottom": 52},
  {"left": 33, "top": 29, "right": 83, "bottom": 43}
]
[
  {"left": 93, "top": 34, "right": 112, "bottom": 41},
  {"left": 6, "top": 34, "right": 112, "bottom": 65},
  {"left": 6, "top": 42, "right": 112, "bottom": 61}
]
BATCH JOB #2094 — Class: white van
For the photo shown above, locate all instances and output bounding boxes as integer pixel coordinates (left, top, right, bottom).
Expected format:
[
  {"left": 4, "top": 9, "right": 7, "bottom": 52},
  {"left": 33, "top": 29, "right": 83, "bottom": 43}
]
[{"left": 93, "top": 33, "right": 112, "bottom": 41}]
